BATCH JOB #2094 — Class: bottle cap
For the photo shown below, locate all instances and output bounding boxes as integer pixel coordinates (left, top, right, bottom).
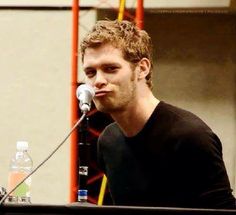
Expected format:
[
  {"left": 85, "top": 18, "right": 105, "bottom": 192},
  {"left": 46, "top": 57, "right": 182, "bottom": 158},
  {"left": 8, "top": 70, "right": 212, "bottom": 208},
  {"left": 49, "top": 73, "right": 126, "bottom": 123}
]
[{"left": 16, "top": 141, "right": 29, "bottom": 151}]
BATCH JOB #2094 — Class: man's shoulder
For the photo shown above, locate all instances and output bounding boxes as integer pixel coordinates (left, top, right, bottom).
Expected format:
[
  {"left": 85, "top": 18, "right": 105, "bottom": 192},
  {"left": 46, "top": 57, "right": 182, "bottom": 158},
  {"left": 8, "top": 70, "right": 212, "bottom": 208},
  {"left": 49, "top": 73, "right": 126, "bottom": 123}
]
[
  {"left": 160, "top": 101, "right": 211, "bottom": 131},
  {"left": 159, "top": 101, "right": 219, "bottom": 146},
  {"left": 160, "top": 101, "right": 202, "bottom": 120},
  {"left": 98, "top": 122, "right": 124, "bottom": 144},
  {"left": 101, "top": 122, "right": 119, "bottom": 135}
]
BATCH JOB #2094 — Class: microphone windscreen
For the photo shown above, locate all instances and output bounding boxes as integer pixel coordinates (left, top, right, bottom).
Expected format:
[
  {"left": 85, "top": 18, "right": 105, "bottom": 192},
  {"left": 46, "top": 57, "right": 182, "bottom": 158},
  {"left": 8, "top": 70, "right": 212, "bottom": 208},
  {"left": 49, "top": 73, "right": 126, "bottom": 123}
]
[{"left": 76, "top": 84, "right": 95, "bottom": 100}]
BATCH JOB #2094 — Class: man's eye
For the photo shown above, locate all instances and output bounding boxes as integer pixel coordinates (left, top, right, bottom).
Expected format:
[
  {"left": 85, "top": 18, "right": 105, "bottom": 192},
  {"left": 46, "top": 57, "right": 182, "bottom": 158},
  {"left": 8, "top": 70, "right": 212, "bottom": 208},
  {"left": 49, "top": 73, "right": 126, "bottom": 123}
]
[
  {"left": 105, "top": 66, "right": 118, "bottom": 72},
  {"left": 85, "top": 70, "right": 96, "bottom": 78}
]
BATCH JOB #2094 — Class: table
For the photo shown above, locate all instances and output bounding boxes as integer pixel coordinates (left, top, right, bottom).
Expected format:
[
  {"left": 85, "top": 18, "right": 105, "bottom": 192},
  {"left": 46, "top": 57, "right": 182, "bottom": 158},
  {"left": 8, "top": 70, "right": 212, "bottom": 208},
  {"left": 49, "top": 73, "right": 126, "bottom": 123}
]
[{"left": 1, "top": 203, "right": 236, "bottom": 215}]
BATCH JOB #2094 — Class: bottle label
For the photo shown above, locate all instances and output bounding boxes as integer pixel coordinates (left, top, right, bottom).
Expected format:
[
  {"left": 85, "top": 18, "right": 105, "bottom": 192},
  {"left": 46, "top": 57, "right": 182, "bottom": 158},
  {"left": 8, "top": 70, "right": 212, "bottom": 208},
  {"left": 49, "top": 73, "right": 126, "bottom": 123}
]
[
  {"left": 8, "top": 172, "right": 31, "bottom": 197},
  {"left": 79, "top": 166, "right": 88, "bottom": 176}
]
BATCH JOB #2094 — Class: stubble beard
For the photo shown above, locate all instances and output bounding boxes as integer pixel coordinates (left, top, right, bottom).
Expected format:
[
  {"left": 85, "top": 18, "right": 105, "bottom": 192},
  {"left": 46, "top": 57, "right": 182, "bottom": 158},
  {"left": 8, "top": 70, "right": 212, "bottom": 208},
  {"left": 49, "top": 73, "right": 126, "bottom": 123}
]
[{"left": 94, "top": 74, "right": 137, "bottom": 114}]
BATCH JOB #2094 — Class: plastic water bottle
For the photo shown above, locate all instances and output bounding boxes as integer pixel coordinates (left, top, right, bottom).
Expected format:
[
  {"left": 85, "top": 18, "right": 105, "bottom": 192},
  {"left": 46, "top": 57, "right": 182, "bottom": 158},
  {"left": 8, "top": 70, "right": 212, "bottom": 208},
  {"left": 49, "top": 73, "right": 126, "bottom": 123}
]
[{"left": 7, "top": 141, "right": 33, "bottom": 203}]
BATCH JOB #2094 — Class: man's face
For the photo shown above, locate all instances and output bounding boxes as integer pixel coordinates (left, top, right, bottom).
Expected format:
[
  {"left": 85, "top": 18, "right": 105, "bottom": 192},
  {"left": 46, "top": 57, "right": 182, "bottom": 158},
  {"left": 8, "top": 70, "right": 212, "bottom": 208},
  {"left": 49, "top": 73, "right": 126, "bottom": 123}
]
[{"left": 83, "top": 43, "right": 138, "bottom": 114}]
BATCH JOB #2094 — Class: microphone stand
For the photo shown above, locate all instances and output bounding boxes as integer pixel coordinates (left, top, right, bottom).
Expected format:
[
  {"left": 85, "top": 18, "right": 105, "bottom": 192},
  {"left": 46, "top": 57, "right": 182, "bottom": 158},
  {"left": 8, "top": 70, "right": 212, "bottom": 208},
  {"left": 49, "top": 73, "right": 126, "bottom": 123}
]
[{"left": 78, "top": 115, "right": 90, "bottom": 203}]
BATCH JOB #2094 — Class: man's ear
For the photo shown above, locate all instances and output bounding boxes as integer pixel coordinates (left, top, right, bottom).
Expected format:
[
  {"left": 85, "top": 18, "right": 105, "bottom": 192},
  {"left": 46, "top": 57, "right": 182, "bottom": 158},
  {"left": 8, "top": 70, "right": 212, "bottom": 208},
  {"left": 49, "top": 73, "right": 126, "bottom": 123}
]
[{"left": 137, "top": 58, "right": 151, "bottom": 80}]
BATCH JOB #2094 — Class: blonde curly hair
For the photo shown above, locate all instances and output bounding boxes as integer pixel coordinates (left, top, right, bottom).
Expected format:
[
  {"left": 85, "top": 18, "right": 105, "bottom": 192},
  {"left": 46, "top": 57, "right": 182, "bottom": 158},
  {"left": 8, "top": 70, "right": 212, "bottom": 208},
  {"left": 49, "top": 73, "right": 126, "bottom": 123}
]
[{"left": 80, "top": 20, "right": 153, "bottom": 89}]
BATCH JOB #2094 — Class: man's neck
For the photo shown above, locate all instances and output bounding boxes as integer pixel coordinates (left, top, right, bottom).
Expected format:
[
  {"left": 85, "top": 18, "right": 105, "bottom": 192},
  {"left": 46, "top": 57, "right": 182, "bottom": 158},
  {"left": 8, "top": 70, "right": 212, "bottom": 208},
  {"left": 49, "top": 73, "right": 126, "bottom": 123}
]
[{"left": 111, "top": 93, "right": 159, "bottom": 137}]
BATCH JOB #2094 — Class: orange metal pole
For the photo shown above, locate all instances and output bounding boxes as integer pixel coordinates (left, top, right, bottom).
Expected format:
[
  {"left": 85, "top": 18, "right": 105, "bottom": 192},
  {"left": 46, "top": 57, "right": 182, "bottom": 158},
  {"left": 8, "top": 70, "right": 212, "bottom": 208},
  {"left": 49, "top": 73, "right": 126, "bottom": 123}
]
[
  {"left": 70, "top": 0, "right": 79, "bottom": 203},
  {"left": 135, "top": 0, "right": 144, "bottom": 29}
]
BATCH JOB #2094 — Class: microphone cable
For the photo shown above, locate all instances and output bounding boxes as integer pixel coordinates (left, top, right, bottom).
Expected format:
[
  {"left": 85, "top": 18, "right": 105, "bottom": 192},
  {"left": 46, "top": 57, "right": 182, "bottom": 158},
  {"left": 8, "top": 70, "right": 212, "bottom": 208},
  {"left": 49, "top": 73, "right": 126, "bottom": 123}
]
[{"left": 0, "top": 113, "right": 86, "bottom": 205}]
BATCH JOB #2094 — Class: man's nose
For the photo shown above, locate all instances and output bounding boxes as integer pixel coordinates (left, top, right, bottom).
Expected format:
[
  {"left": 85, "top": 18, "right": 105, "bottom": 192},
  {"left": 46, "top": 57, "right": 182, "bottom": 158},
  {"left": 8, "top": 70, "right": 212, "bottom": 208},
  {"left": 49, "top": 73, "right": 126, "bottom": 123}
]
[{"left": 93, "top": 71, "right": 107, "bottom": 88}]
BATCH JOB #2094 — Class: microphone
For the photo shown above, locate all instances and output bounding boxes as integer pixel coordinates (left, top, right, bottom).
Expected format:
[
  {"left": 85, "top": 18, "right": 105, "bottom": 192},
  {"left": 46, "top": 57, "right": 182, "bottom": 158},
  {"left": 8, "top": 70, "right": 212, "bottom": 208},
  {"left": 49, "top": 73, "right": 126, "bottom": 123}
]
[{"left": 76, "top": 84, "right": 95, "bottom": 114}]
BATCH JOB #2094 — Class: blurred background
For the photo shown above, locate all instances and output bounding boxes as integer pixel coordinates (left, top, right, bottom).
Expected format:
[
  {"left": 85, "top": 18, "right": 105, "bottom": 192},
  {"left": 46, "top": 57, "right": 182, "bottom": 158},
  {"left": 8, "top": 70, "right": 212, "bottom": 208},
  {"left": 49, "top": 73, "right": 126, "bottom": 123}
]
[{"left": 0, "top": 0, "right": 235, "bottom": 205}]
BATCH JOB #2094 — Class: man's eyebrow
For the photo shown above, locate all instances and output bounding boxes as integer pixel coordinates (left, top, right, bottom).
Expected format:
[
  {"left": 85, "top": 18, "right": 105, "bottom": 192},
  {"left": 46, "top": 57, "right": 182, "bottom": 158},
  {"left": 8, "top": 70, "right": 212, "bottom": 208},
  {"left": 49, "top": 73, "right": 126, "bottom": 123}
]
[
  {"left": 84, "top": 66, "right": 95, "bottom": 71},
  {"left": 101, "top": 63, "right": 121, "bottom": 67},
  {"left": 84, "top": 63, "right": 121, "bottom": 71}
]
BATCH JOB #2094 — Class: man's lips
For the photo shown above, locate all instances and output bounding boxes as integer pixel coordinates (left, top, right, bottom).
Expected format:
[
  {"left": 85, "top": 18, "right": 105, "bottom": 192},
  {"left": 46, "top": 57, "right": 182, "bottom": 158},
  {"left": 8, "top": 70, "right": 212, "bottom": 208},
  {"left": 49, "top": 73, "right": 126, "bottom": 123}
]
[{"left": 95, "top": 90, "right": 110, "bottom": 97}]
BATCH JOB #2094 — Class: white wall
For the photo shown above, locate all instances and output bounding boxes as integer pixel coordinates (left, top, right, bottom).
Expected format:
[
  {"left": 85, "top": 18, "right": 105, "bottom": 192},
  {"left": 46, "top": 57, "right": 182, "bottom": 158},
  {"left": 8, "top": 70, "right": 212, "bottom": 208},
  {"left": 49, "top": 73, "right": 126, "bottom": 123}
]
[
  {"left": 0, "top": 7, "right": 98, "bottom": 205},
  {"left": 0, "top": 10, "right": 71, "bottom": 204}
]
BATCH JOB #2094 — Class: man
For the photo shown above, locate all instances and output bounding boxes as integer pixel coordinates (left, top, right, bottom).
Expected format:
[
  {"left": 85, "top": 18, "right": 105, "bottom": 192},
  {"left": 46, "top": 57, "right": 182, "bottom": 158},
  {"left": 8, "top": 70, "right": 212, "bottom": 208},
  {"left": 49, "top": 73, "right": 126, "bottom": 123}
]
[{"left": 80, "top": 19, "right": 235, "bottom": 208}]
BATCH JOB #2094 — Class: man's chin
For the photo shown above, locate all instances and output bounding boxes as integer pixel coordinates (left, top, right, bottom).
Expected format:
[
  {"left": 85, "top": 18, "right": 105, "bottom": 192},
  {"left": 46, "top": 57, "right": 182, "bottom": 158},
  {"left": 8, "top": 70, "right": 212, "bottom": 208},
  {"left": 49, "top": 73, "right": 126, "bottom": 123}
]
[
  {"left": 94, "top": 102, "right": 115, "bottom": 114},
  {"left": 95, "top": 105, "right": 111, "bottom": 113}
]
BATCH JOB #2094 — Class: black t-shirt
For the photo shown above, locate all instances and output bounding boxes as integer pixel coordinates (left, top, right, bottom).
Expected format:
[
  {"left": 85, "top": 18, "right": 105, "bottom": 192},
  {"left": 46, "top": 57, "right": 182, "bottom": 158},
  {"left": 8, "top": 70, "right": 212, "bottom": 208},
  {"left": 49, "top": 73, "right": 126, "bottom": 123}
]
[{"left": 97, "top": 101, "right": 235, "bottom": 208}]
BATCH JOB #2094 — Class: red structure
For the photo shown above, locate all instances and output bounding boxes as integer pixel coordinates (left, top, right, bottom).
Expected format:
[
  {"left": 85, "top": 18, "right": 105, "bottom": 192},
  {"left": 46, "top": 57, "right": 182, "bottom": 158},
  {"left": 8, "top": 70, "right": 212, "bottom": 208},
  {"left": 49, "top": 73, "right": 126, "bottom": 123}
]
[
  {"left": 69, "top": 0, "right": 144, "bottom": 204},
  {"left": 70, "top": 0, "right": 79, "bottom": 203}
]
